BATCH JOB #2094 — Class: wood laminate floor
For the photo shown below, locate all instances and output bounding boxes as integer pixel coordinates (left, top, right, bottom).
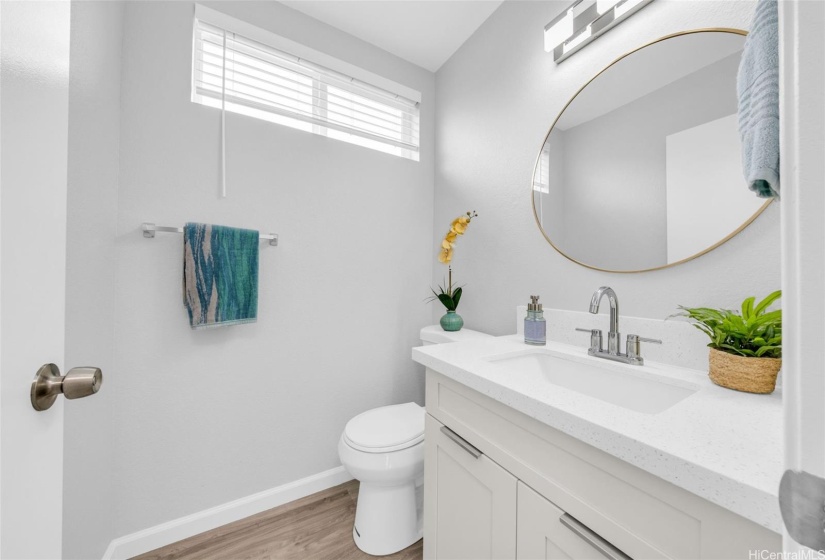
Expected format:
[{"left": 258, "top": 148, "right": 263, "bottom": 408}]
[{"left": 132, "top": 480, "right": 423, "bottom": 560}]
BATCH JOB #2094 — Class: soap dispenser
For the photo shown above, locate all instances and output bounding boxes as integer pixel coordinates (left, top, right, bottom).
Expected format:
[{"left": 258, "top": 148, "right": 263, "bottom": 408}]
[{"left": 524, "top": 295, "right": 546, "bottom": 346}]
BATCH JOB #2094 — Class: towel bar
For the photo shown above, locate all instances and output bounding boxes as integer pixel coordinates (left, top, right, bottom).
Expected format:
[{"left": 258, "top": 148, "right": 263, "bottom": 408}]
[{"left": 142, "top": 222, "right": 278, "bottom": 246}]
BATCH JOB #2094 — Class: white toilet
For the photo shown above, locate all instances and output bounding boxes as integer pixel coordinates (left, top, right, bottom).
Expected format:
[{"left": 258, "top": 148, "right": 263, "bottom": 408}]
[{"left": 338, "top": 325, "right": 491, "bottom": 556}]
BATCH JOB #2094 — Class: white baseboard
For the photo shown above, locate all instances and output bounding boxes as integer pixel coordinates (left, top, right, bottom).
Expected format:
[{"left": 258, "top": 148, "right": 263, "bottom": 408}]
[{"left": 102, "top": 466, "right": 353, "bottom": 560}]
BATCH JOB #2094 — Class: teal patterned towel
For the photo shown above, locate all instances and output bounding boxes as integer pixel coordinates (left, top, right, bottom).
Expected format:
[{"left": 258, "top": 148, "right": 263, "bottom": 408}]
[{"left": 183, "top": 223, "right": 259, "bottom": 329}]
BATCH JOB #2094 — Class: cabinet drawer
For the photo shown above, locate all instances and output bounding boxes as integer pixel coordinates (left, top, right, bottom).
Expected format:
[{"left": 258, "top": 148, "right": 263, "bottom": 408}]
[
  {"left": 426, "top": 370, "right": 780, "bottom": 559},
  {"left": 518, "top": 482, "right": 631, "bottom": 560}
]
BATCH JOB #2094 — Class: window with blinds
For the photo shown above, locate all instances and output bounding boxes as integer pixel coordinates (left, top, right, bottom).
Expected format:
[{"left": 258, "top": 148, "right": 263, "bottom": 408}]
[{"left": 192, "top": 15, "right": 421, "bottom": 161}]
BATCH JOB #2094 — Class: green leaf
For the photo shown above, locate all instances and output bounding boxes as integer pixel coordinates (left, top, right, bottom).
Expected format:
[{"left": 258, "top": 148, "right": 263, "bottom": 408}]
[
  {"left": 718, "top": 343, "right": 753, "bottom": 356},
  {"left": 452, "top": 287, "right": 462, "bottom": 310},
  {"left": 756, "top": 309, "right": 782, "bottom": 324},
  {"left": 689, "top": 323, "right": 714, "bottom": 338},
  {"left": 742, "top": 296, "right": 755, "bottom": 320},
  {"left": 437, "top": 293, "right": 455, "bottom": 310},
  {"left": 726, "top": 314, "right": 746, "bottom": 330},
  {"left": 755, "top": 345, "right": 781, "bottom": 357},
  {"left": 754, "top": 290, "right": 782, "bottom": 316}
]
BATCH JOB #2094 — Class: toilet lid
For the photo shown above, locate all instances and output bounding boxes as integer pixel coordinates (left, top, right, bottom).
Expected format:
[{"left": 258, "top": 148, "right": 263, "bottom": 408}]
[{"left": 343, "top": 402, "right": 425, "bottom": 453}]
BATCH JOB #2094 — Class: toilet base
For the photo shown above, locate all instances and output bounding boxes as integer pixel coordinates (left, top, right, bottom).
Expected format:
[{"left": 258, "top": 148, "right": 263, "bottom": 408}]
[{"left": 352, "top": 480, "right": 423, "bottom": 556}]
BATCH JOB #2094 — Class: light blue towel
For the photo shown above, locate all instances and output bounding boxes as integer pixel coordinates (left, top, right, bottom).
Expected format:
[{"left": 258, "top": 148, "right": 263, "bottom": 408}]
[
  {"left": 737, "top": 0, "right": 780, "bottom": 198},
  {"left": 183, "top": 223, "right": 259, "bottom": 329}
]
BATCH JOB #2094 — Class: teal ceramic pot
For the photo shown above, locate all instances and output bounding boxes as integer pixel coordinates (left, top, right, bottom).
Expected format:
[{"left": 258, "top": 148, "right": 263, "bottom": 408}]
[{"left": 440, "top": 310, "right": 464, "bottom": 332}]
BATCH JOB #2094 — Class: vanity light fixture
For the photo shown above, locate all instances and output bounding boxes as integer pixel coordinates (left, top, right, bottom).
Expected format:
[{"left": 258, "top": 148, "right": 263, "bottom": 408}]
[
  {"left": 543, "top": 0, "right": 593, "bottom": 52},
  {"left": 615, "top": 0, "right": 649, "bottom": 17},
  {"left": 544, "top": 0, "right": 655, "bottom": 63},
  {"left": 596, "top": 0, "right": 622, "bottom": 14},
  {"left": 563, "top": 25, "right": 593, "bottom": 54}
]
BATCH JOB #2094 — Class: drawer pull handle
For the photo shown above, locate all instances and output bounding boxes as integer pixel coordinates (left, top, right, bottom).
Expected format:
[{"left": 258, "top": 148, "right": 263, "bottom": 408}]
[
  {"left": 560, "top": 513, "right": 633, "bottom": 560},
  {"left": 440, "top": 426, "right": 482, "bottom": 459}
]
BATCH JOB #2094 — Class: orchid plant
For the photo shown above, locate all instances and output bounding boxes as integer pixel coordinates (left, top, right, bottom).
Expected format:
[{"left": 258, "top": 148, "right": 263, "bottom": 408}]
[{"left": 428, "top": 211, "right": 477, "bottom": 312}]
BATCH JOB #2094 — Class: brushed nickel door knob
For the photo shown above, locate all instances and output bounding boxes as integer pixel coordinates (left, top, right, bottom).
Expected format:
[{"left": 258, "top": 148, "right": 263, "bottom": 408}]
[
  {"left": 31, "top": 363, "right": 103, "bottom": 411},
  {"left": 62, "top": 367, "right": 102, "bottom": 399}
]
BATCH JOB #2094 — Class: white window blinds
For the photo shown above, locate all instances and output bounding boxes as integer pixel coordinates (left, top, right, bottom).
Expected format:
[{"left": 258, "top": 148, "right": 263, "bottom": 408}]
[{"left": 192, "top": 14, "right": 421, "bottom": 160}]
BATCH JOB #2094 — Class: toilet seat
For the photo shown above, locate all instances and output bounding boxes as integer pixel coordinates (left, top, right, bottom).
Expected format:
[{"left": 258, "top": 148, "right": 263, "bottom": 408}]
[{"left": 343, "top": 402, "right": 424, "bottom": 453}]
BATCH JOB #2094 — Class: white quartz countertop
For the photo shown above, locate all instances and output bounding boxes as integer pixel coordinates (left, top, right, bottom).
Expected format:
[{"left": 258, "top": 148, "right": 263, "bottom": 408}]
[{"left": 412, "top": 335, "right": 783, "bottom": 533}]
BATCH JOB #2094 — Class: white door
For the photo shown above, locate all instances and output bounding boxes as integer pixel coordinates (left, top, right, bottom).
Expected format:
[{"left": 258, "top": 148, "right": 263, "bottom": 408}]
[
  {"left": 779, "top": 0, "right": 825, "bottom": 554},
  {"left": 1, "top": 2, "right": 72, "bottom": 558},
  {"left": 423, "top": 414, "right": 517, "bottom": 560}
]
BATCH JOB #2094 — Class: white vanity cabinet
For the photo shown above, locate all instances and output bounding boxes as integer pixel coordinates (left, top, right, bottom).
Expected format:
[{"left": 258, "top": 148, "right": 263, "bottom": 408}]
[{"left": 423, "top": 370, "right": 781, "bottom": 560}]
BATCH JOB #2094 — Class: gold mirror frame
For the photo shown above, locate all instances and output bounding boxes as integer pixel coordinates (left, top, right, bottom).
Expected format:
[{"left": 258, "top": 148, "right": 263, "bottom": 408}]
[{"left": 531, "top": 28, "right": 773, "bottom": 274}]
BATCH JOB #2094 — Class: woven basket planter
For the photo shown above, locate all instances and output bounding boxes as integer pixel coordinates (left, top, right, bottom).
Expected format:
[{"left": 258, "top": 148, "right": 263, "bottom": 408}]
[{"left": 708, "top": 348, "right": 781, "bottom": 394}]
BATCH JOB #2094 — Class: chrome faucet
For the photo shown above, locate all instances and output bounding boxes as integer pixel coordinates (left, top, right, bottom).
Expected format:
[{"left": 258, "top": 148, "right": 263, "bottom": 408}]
[
  {"left": 590, "top": 286, "right": 621, "bottom": 355},
  {"left": 576, "top": 286, "right": 662, "bottom": 365}
]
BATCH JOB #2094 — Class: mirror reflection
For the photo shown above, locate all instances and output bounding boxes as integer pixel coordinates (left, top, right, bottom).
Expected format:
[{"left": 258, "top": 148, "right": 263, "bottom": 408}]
[{"left": 533, "top": 30, "right": 769, "bottom": 272}]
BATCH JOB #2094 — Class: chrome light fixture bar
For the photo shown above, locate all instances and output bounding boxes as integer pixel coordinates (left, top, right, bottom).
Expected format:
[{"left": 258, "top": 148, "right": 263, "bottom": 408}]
[{"left": 544, "top": 0, "right": 655, "bottom": 63}]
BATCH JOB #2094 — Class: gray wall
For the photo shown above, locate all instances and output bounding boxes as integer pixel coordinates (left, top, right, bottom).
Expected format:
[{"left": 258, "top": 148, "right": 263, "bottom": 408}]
[
  {"left": 433, "top": 0, "right": 780, "bottom": 330},
  {"left": 112, "top": 0, "right": 435, "bottom": 537},
  {"left": 64, "top": 2, "right": 124, "bottom": 558}
]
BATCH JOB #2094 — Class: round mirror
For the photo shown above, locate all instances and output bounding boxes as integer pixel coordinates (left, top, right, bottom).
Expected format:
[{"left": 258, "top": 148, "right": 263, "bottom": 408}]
[{"left": 532, "top": 29, "right": 771, "bottom": 273}]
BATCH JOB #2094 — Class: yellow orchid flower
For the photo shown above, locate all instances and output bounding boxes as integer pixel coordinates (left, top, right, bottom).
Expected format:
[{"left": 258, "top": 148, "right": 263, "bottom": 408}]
[
  {"left": 437, "top": 247, "right": 453, "bottom": 264},
  {"left": 436, "top": 211, "right": 476, "bottom": 265}
]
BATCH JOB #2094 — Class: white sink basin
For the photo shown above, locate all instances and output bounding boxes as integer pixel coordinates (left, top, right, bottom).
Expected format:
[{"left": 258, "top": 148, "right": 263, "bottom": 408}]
[{"left": 485, "top": 349, "right": 698, "bottom": 414}]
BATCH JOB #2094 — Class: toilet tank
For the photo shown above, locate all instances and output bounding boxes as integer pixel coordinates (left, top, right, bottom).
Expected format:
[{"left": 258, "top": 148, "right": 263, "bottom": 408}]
[{"left": 419, "top": 325, "right": 492, "bottom": 346}]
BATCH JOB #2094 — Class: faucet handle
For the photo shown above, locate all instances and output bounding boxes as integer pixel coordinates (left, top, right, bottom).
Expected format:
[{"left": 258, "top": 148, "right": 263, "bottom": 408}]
[
  {"left": 575, "top": 328, "right": 603, "bottom": 353},
  {"left": 626, "top": 334, "right": 662, "bottom": 362},
  {"left": 638, "top": 336, "right": 662, "bottom": 344}
]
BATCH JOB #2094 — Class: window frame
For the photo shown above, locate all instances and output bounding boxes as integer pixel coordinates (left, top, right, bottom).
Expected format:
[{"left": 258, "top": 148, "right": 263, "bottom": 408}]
[{"left": 192, "top": 4, "right": 422, "bottom": 161}]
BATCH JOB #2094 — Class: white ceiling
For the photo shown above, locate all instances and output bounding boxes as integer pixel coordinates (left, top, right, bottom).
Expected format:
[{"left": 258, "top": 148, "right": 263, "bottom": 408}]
[{"left": 280, "top": 0, "right": 504, "bottom": 72}]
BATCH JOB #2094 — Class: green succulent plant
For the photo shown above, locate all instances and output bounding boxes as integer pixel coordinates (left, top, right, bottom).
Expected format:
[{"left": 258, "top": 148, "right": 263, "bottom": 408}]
[{"left": 675, "top": 290, "right": 782, "bottom": 359}]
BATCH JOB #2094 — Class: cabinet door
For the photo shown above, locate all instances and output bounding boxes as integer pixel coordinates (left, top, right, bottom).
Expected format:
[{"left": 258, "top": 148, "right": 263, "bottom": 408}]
[
  {"left": 424, "top": 414, "right": 517, "bottom": 560},
  {"left": 517, "top": 482, "right": 631, "bottom": 560}
]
